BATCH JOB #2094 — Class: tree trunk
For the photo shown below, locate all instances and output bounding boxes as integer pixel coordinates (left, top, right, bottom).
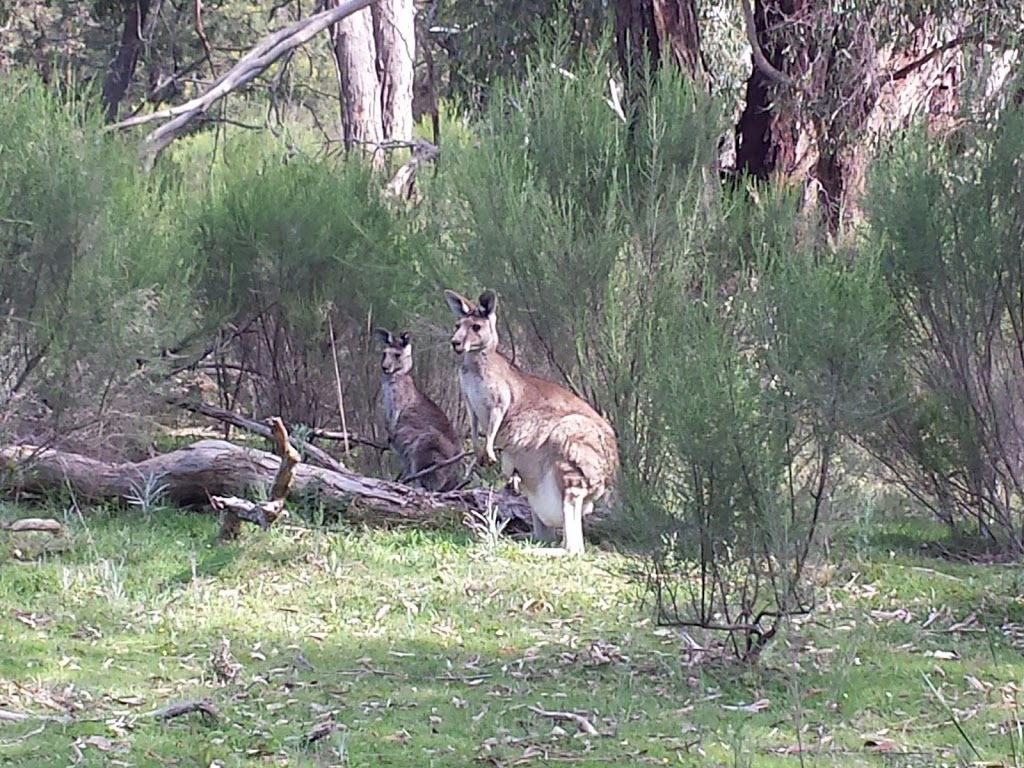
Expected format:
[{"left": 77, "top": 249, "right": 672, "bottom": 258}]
[
  {"left": 372, "top": 0, "right": 416, "bottom": 142},
  {"left": 102, "top": 0, "right": 152, "bottom": 122},
  {"left": 733, "top": 0, "right": 808, "bottom": 183},
  {"left": 615, "top": 0, "right": 704, "bottom": 83},
  {"left": 330, "top": 1, "right": 383, "bottom": 156}
]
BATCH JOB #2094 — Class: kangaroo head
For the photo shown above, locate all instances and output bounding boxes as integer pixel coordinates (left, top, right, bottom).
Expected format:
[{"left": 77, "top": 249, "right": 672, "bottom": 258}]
[
  {"left": 444, "top": 289, "right": 498, "bottom": 355},
  {"left": 373, "top": 328, "right": 413, "bottom": 376}
]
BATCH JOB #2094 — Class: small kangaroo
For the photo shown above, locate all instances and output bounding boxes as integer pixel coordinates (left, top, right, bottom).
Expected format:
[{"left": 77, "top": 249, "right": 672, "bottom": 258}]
[
  {"left": 444, "top": 289, "right": 620, "bottom": 556},
  {"left": 374, "top": 328, "right": 462, "bottom": 492}
]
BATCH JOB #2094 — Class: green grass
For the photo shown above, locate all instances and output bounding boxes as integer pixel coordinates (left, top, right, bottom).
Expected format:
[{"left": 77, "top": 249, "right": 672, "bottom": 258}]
[{"left": 2, "top": 503, "right": 1024, "bottom": 767}]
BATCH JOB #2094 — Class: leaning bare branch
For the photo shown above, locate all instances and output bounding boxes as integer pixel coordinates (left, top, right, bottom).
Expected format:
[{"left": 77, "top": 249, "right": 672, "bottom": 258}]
[
  {"left": 383, "top": 140, "right": 441, "bottom": 200},
  {"left": 886, "top": 33, "right": 1005, "bottom": 82},
  {"left": 173, "top": 398, "right": 346, "bottom": 474},
  {"left": 739, "top": 0, "right": 794, "bottom": 87},
  {"left": 108, "top": 0, "right": 374, "bottom": 166},
  {"left": 214, "top": 416, "right": 300, "bottom": 539},
  {"left": 307, "top": 428, "right": 387, "bottom": 452}
]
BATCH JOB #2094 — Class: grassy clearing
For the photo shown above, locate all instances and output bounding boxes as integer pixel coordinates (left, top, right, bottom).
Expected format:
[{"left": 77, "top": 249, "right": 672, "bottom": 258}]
[{"left": 2, "top": 502, "right": 1024, "bottom": 767}]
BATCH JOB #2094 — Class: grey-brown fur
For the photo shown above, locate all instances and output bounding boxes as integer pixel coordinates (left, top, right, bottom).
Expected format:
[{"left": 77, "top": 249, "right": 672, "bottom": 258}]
[
  {"left": 443, "top": 289, "right": 620, "bottom": 556},
  {"left": 374, "top": 328, "right": 461, "bottom": 492}
]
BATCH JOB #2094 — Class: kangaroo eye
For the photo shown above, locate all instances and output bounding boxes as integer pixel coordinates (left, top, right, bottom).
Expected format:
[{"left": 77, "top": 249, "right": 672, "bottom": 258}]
[{"left": 472, "top": 323, "right": 482, "bottom": 332}]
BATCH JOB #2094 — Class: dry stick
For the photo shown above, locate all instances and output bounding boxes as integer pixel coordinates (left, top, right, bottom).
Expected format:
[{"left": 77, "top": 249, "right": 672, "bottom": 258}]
[
  {"left": 401, "top": 450, "right": 471, "bottom": 485},
  {"left": 0, "top": 708, "right": 70, "bottom": 724},
  {"left": 327, "top": 315, "right": 352, "bottom": 464},
  {"left": 383, "top": 140, "right": 440, "bottom": 200},
  {"left": 307, "top": 427, "right": 387, "bottom": 452},
  {"left": 458, "top": 454, "right": 480, "bottom": 490},
  {"left": 212, "top": 416, "right": 301, "bottom": 539},
  {"left": 148, "top": 698, "right": 221, "bottom": 723},
  {"left": 527, "top": 705, "right": 600, "bottom": 736},
  {"left": 303, "top": 721, "right": 341, "bottom": 746},
  {"left": 173, "top": 399, "right": 345, "bottom": 474}
]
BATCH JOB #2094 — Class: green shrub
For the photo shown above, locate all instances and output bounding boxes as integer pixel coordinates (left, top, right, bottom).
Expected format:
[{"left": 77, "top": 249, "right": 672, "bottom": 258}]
[
  {"left": 864, "top": 103, "right": 1024, "bottom": 552},
  {"left": 433, "top": 42, "right": 897, "bottom": 654},
  {"left": 0, "top": 72, "right": 196, "bottom": 444},
  {"left": 430, "top": 41, "right": 724, "bottom": 478},
  {"left": 193, "top": 135, "right": 439, "bottom": 440}
]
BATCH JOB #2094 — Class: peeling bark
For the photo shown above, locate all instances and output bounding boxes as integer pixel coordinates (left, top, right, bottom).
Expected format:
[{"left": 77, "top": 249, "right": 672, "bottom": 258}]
[
  {"left": 372, "top": 0, "right": 416, "bottom": 142},
  {"left": 615, "top": 0, "right": 704, "bottom": 83},
  {"left": 330, "top": 1, "right": 383, "bottom": 154}
]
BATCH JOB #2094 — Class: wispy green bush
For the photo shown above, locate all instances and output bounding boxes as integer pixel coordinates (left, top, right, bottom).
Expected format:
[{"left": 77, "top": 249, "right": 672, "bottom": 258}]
[
  {"left": 643, "top": 195, "right": 896, "bottom": 656},
  {"left": 431, "top": 41, "right": 723, "bottom": 473},
  {"left": 864, "top": 102, "right": 1024, "bottom": 552},
  {"left": 434, "top": 43, "right": 897, "bottom": 655},
  {"left": 194, "top": 136, "right": 439, "bottom": 435},
  {"left": 0, "top": 73, "right": 196, "bottom": 442}
]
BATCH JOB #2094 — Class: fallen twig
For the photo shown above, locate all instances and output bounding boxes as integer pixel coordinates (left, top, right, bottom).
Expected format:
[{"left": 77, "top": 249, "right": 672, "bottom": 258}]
[
  {"left": 527, "top": 705, "right": 600, "bottom": 736},
  {"left": 303, "top": 720, "right": 342, "bottom": 745},
  {"left": 213, "top": 416, "right": 299, "bottom": 539},
  {"left": 149, "top": 698, "right": 221, "bottom": 723},
  {"left": 401, "top": 450, "right": 471, "bottom": 484},
  {"left": 0, "top": 722, "right": 47, "bottom": 745},
  {"left": 0, "top": 708, "right": 70, "bottom": 725}
]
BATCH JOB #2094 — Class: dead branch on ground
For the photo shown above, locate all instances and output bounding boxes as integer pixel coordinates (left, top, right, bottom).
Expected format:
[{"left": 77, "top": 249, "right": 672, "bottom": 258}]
[
  {"left": 1, "top": 518, "right": 64, "bottom": 535},
  {"left": 527, "top": 705, "right": 600, "bottom": 736},
  {"left": 212, "top": 416, "right": 300, "bottom": 539},
  {"left": 0, "top": 439, "right": 533, "bottom": 534},
  {"left": 149, "top": 698, "right": 221, "bottom": 723}
]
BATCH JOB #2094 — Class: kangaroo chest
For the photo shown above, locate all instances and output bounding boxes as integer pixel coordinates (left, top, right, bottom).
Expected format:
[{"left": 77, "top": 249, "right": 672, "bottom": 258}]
[
  {"left": 381, "top": 376, "right": 413, "bottom": 434},
  {"left": 459, "top": 362, "right": 510, "bottom": 444}
]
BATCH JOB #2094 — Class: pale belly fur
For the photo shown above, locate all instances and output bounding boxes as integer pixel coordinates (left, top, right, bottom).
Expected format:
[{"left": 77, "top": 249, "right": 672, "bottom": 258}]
[{"left": 523, "top": 468, "right": 564, "bottom": 529}]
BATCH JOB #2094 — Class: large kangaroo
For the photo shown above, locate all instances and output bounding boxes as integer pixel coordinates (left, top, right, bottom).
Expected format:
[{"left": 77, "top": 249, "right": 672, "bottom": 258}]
[
  {"left": 374, "top": 328, "right": 462, "bottom": 492},
  {"left": 444, "top": 289, "right": 619, "bottom": 556}
]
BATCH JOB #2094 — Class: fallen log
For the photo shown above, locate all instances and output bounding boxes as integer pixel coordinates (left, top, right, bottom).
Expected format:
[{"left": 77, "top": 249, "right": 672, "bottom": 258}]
[
  {"left": 0, "top": 439, "right": 532, "bottom": 533},
  {"left": 2, "top": 518, "right": 64, "bottom": 535}
]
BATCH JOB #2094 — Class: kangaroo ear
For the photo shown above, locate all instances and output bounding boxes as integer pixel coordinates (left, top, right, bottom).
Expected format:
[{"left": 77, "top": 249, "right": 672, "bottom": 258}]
[
  {"left": 444, "top": 289, "right": 473, "bottom": 318},
  {"left": 478, "top": 290, "right": 498, "bottom": 317},
  {"left": 372, "top": 328, "right": 393, "bottom": 346},
  {"left": 398, "top": 332, "right": 411, "bottom": 348}
]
